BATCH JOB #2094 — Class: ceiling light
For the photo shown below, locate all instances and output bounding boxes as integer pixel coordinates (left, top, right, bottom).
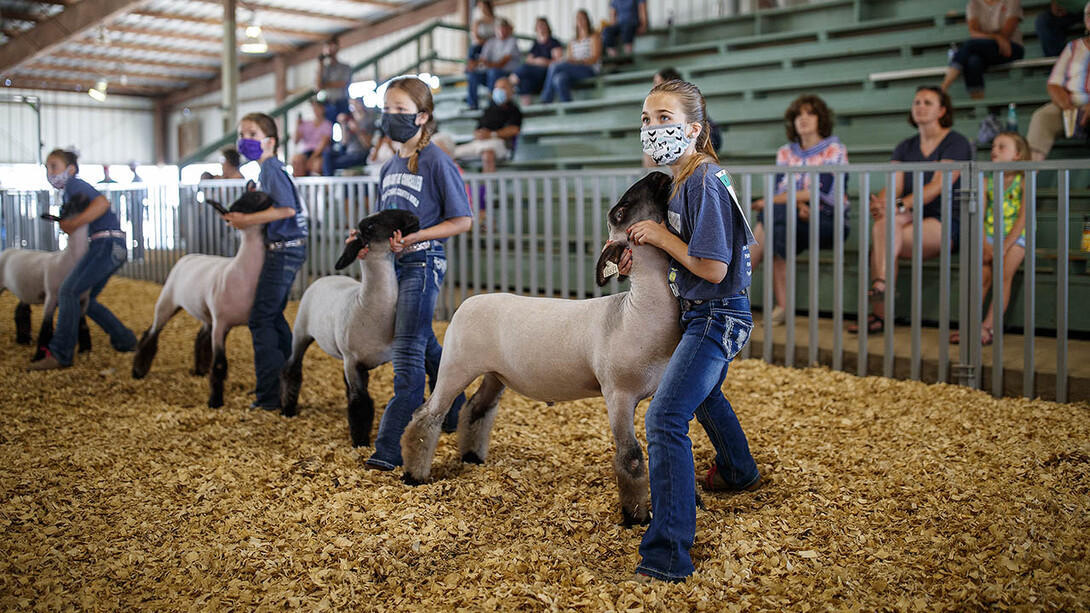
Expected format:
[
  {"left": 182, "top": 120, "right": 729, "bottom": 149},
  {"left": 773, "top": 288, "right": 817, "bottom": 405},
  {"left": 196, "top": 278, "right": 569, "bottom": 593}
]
[
  {"left": 88, "top": 79, "right": 108, "bottom": 101},
  {"left": 241, "top": 22, "right": 268, "bottom": 54}
]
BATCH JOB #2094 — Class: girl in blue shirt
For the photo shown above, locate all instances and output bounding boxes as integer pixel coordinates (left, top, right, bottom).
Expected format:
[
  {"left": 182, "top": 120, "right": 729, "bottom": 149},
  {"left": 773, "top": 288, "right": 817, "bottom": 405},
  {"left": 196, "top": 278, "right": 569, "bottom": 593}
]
[
  {"left": 350, "top": 76, "right": 473, "bottom": 470},
  {"left": 624, "top": 80, "right": 761, "bottom": 582},
  {"left": 29, "top": 149, "right": 138, "bottom": 370},
  {"left": 228, "top": 112, "right": 309, "bottom": 410}
]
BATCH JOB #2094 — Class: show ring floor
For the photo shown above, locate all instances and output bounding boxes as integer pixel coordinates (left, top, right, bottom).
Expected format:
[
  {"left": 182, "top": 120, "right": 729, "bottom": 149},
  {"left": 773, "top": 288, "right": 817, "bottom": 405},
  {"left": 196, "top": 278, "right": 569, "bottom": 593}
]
[{"left": 1, "top": 278, "right": 1087, "bottom": 610}]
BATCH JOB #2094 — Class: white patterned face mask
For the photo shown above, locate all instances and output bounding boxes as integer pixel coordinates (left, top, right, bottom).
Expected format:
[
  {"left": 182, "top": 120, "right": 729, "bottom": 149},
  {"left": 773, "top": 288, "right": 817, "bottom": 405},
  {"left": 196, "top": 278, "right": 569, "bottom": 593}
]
[{"left": 640, "top": 123, "right": 694, "bottom": 166}]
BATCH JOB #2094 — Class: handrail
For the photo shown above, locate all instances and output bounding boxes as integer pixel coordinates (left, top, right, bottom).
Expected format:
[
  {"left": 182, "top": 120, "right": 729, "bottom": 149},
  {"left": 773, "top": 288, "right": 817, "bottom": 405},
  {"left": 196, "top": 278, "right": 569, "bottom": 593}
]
[{"left": 179, "top": 20, "right": 476, "bottom": 167}]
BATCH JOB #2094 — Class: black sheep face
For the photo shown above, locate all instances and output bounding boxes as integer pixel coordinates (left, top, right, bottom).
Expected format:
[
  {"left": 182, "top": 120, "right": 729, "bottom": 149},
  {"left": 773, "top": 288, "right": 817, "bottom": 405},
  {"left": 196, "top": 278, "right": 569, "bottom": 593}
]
[
  {"left": 595, "top": 172, "right": 673, "bottom": 287},
  {"left": 334, "top": 209, "right": 421, "bottom": 270},
  {"left": 228, "top": 191, "right": 276, "bottom": 214}
]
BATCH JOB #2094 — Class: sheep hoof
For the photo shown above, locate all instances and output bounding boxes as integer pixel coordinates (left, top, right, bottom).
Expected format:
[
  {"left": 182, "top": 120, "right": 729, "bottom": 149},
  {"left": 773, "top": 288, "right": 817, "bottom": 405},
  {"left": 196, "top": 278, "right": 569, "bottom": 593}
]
[
  {"left": 622, "top": 508, "right": 650, "bottom": 528},
  {"left": 461, "top": 451, "right": 484, "bottom": 465},
  {"left": 401, "top": 473, "right": 426, "bottom": 486}
]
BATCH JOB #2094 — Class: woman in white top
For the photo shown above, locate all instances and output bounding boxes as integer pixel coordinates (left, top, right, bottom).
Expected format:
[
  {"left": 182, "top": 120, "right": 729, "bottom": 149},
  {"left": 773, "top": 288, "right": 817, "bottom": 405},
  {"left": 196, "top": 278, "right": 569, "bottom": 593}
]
[
  {"left": 539, "top": 9, "right": 602, "bottom": 104},
  {"left": 1028, "top": 1, "right": 1090, "bottom": 159},
  {"left": 941, "top": 0, "right": 1025, "bottom": 99}
]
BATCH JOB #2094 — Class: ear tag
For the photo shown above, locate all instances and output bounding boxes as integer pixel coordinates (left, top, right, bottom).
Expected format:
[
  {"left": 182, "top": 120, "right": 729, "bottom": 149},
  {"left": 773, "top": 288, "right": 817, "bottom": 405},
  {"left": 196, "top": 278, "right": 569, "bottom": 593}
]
[{"left": 602, "top": 260, "right": 620, "bottom": 279}]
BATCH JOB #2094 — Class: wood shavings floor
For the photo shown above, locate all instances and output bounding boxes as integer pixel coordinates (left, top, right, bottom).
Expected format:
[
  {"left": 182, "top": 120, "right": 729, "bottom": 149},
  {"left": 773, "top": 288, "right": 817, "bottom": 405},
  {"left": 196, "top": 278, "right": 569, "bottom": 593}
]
[{"left": 1, "top": 278, "right": 1087, "bottom": 611}]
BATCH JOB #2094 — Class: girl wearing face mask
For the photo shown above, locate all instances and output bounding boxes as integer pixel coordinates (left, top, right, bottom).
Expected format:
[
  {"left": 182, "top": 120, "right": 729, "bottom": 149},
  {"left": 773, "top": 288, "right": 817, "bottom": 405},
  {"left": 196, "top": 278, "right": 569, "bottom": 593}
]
[
  {"left": 29, "top": 149, "right": 139, "bottom": 370},
  {"left": 624, "top": 80, "right": 761, "bottom": 582},
  {"left": 350, "top": 76, "right": 472, "bottom": 471},
  {"left": 231, "top": 112, "right": 309, "bottom": 410}
]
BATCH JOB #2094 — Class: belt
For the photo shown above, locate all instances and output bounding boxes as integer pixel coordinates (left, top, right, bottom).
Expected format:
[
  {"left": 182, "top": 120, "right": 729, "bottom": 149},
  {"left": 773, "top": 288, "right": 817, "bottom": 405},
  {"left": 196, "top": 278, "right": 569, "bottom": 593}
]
[
  {"left": 89, "top": 230, "right": 125, "bottom": 241},
  {"left": 266, "top": 238, "right": 306, "bottom": 250},
  {"left": 399, "top": 240, "right": 433, "bottom": 254}
]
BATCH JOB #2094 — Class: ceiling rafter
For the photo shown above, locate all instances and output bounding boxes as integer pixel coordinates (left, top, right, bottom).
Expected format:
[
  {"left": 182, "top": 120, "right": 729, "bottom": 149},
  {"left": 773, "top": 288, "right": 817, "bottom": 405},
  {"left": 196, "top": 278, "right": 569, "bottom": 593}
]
[{"left": 129, "top": 9, "right": 330, "bottom": 41}]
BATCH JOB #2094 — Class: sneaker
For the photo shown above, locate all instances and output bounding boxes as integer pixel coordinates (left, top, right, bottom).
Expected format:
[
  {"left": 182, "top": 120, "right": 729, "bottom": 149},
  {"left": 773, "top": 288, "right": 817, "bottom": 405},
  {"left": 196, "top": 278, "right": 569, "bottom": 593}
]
[
  {"left": 701, "top": 464, "right": 763, "bottom": 493},
  {"left": 770, "top": 306, "right": 786, "bottom": 326},
  {"left": 27, "top": 350, "right": 69, "bottom": 371}
]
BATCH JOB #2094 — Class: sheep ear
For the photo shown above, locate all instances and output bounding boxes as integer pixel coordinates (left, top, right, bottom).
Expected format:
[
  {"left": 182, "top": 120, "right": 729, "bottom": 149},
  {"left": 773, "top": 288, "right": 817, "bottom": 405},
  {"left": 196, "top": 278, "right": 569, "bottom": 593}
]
[
  {"left": 595, "top": 241, "right": 627, "bottom": 287},
  {"left": 335, "top": 238, "right": 365, "bottom": 270}
]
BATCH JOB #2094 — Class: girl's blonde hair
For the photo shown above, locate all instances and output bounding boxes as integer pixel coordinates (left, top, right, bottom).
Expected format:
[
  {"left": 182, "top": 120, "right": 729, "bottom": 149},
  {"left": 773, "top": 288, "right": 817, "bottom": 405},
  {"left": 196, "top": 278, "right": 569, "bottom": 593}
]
[
  {"left": 385, "top": 76, "right": 436, "bottom": 173},
  {"left": 994, "top": 131, "right": 1030, "bottom": 162},
  {"left": 647, "top": 79, "right": 720, "bottom": 198}
]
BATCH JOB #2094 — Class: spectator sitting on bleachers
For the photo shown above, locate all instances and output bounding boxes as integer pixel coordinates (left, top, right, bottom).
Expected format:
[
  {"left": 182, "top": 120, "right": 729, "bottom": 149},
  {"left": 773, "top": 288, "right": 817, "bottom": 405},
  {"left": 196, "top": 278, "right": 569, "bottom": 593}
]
[
  {"left": 1037, "top": 1, "right": 1085, "bottom": 56},
  {"left": 466, "top": 18, "right": 520, "bottom": 110},
  {"left": 849, "top": 86, "right": 973, "bottom": 334},
  {"left": 601, "top": 0, "right": 647, "bottom": 57},
  {"left": 469, "top": 1, "right": 497, "bottom": 61},
  {"left": 1028, "top": 2, "right": 1090, "bottom": 160},
  {"left": 748, "top": 94, "right": 850, "bottom": 326},
  {"left": 941, "top": 0, "right": 1025, "bottom": 99},
  {"left": 291, "top": 99, "right": 333, "bottom": 177},
  {"left": 322, "top": 101, "right": 373, "bottom": 176},
  {"left": 540, "top": 10, "right": 602, "bottom": 104},
  {"left": 454, "top": 78, "right": 522, "bottom": 173},
  {"left": 642, "top": 67, "right": 722, "bottom": 166},
  {"left": 511, "top": 17, "right": 564, "bottom": 106},
  {"left": 220, "top": 147, "right": 244, "bottom": 179}
]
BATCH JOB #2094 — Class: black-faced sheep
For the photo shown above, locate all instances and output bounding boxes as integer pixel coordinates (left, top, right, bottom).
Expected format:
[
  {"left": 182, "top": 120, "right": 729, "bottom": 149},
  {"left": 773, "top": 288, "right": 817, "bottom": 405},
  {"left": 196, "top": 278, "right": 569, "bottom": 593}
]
[
  {"left": 279, "top": 208, "right": 421, "bottom": 446},
  {"left": 400, "top": 172, "right": 681, "bottom": 525},
  {"left": 131, "top": 191, "right": 277, "bottom": 408}
]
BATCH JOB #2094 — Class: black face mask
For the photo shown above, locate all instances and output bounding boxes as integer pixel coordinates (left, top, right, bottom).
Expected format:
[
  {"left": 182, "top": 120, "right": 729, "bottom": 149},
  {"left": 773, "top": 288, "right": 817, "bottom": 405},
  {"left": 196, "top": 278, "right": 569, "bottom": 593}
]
[{"left": 381, "top": 112, "right": 421, "bottom": 143}]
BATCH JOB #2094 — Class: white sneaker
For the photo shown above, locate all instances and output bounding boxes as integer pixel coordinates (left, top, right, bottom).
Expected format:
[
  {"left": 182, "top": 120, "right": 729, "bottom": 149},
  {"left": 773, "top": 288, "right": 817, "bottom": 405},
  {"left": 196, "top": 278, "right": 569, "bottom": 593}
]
[{"left": 770, "top": 306, "right": 786, "bottom": 326}]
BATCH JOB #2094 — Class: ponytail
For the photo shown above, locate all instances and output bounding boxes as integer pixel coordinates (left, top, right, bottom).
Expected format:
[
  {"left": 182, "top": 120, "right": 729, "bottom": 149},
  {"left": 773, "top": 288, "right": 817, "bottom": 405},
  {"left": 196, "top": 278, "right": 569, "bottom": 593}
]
[{"left": 648, "top": 80, "right": 720, "bottom": 198}]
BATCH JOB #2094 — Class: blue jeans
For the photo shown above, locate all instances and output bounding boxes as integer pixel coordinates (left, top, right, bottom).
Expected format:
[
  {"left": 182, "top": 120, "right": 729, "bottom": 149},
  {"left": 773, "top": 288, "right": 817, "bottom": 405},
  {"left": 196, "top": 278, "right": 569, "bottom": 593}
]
[
  {"left": 539, "top": 62, "right": 598, "bottom": 103},
  {"left": 602, "top": 19, "right": 639, "bottom": 50},
  {"left": 1036, "top": 10, "right": 1083, "bottom": 57},
  {"left": 368, "top": 246, "right": 465, "bottom": 468},
  {"left": 249, "top": 245, "right": 306, "bottom": 408},
  {"left": 637, "top": 294, "right": 759, "bottom": 582},
  {"left": 514, "top": 63, "right": 549, "bottom": 96},
  {"left": 49, "top": 237, "right": 136, "bottom": 365},
  {"left": 466, "top": 68, "right": 510, "bottom": 109},
  {"left": 950, "top": 38, "right": 1024, "bottom": 93}
]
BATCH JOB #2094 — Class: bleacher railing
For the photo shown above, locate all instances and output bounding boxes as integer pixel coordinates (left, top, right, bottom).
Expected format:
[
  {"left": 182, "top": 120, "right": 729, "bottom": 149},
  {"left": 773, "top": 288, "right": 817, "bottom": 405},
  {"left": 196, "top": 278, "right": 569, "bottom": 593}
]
[{"left": 1, "top": 160, "right": 1085, "bottom": 402}]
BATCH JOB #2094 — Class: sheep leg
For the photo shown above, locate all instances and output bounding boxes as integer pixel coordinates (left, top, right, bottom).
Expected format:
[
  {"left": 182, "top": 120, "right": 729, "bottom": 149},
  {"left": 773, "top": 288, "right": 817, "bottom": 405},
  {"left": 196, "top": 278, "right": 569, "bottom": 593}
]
[
  {"left": 344, "top": 361, "right": 374, "bottom": 447},
  {"left": 14, "top": 302, "right": 31, "bottom": 345},
  {"left": 191, "top": 323, "right": 212, "bottom": 376},
  {"left": 604, "top": 390, "right": 651, "bottom": 527},
  {"left": 457, "top": 373, "right": 507, "bottom": 465},
  {"left": 77, "top": 315, "right": 92, "bottom": 353},
  {"left": 207, "top": 322, "right": 229, "bottom": 409},
  {"left": 401, "top": 368, "right": 481, "bottom": 485},
  {"left": 279, "top": 335, "right": 313, "bottom": 418}
]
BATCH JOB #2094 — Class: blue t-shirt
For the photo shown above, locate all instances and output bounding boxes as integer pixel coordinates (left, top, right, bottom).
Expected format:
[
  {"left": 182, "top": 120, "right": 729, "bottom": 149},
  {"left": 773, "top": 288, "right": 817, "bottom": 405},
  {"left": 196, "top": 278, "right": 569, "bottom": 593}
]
[
  {"left": 891, "top": 130, "right": 972, "bottom": 222},
  {"left": 611, "top": 0, "right": 645, "bottom": 24},
  {"left": 259, "top": 157, "right": 308, "bottom": 243},
  {"left": 64, "top": 177, "right": 121, "bottom": 235},
  {"left": 378, "top": 143, "right": 473, "bottom": 240},
  {"left": 529, "top": 37, "right": 562, "bottom": 60},
  {"left": 666, "top": 163, "right": 756, "bottom": 301}
]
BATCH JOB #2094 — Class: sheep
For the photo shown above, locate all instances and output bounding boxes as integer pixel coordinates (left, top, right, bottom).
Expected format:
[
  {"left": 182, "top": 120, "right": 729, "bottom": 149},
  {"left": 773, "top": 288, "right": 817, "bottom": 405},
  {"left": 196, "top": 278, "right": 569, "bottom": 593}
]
[
  {"left": 279, "top": 208, "right": 421, "bottom": 447},
  {"left": 400, "top": 172, "right": 681, "bottom": 526},
  {"left": 131, "top": 191, "right": 277, "bottom": 408},
  {"left": 0, "top": 194, "right": 94, "bottom": 360}
]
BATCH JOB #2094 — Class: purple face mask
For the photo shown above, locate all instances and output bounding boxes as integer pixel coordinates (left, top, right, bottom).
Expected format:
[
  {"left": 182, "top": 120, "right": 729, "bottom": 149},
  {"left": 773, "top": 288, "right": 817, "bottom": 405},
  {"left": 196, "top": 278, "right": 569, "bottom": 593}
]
[{"left": 237, "top": 137, "right": 264, "bottom": 162}]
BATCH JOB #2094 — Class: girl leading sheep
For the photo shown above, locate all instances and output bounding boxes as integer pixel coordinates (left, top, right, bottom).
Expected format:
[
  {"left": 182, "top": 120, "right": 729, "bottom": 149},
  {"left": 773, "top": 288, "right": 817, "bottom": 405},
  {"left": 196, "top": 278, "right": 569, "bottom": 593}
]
[
  {"left": 351, "top": 76, "right": 472, "bottom": 470},
  {"left": 623, "top": 80, "right": 761, "bottom": 582}
]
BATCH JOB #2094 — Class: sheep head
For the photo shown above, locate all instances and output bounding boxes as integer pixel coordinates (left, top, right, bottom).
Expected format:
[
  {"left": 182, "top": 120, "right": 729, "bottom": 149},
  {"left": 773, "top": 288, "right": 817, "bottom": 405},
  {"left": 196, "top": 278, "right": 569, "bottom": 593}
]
[
  {"left": 595, "top": 171, "right": 672, "bottom": 287},
  {"left": 335, "top": 208, "right": 421, "bottom": 270}
]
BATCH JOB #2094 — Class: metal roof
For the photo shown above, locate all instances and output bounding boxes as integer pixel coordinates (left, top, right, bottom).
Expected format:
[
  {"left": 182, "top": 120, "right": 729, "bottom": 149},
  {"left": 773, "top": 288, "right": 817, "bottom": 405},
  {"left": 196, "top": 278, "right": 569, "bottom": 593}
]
[{"left": 0, "top": 0, "right": 426, "bottom": 97}]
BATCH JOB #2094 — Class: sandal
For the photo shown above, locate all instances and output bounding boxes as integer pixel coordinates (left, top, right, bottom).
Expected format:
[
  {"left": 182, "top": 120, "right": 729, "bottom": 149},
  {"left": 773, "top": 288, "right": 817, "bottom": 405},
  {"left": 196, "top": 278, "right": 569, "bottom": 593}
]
[{"left": 847, "top": 314, "right": 884, "bottom": 334}]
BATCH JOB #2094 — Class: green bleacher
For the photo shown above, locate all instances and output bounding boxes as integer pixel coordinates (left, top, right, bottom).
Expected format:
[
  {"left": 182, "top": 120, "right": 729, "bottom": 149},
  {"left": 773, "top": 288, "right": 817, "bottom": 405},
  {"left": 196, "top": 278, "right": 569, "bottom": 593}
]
[{"left": 435, "top": 0, "right": 1089, "bottom": 333}]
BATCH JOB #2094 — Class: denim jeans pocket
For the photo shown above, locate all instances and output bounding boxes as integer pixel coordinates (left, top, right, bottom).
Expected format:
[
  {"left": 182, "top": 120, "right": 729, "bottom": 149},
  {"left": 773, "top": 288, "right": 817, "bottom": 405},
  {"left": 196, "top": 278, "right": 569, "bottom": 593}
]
[{"left": 714, "top": 309, "right": 753, "bottom": 362}]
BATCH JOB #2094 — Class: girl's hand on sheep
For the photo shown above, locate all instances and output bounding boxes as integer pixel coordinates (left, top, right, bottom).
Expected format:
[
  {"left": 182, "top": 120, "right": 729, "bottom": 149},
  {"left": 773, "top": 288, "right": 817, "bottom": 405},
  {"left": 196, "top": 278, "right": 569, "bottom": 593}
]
[
  {"left": 223, "top": 212, "right": 252, "bottom": 229},
  {"left": 617, "top": 247, "right": 633, "bottom": 276},
  {"left": 626, "top": 220, "right": 670, "bottom": 248}
]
